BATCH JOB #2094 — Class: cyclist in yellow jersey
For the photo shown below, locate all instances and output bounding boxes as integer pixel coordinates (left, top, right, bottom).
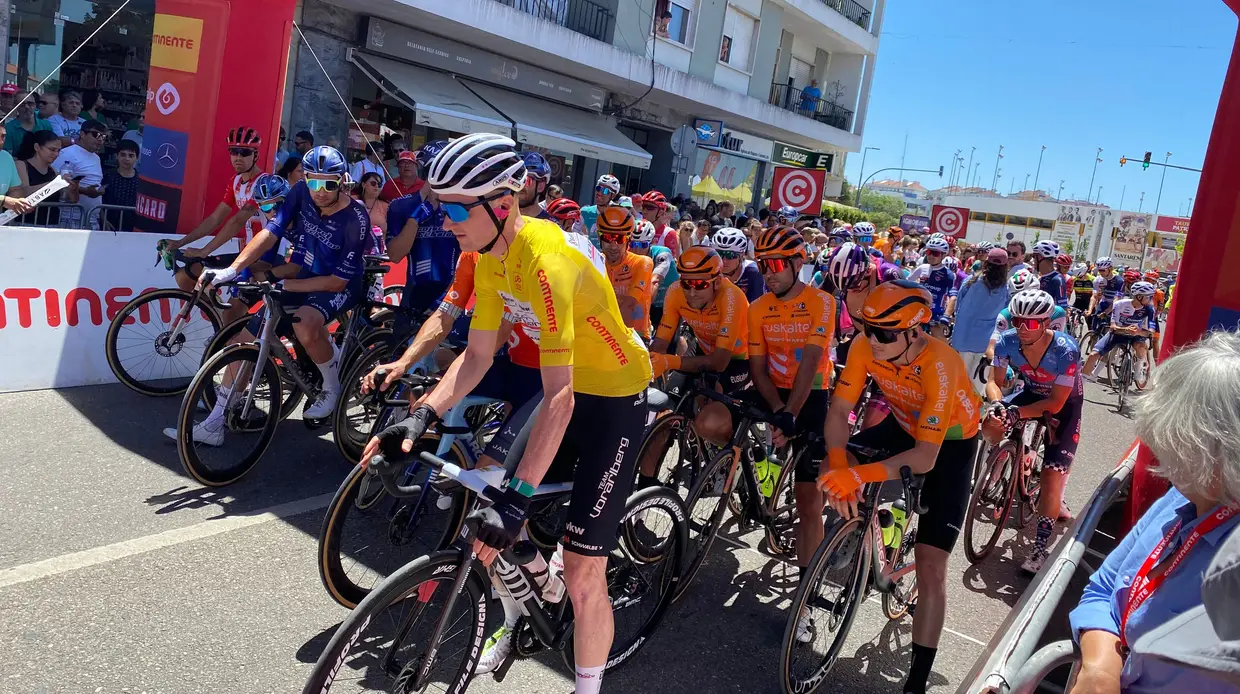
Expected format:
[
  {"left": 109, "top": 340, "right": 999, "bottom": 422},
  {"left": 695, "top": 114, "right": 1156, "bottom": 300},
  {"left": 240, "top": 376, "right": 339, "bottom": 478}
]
[{"left": 359, "top": 133, "right": 650, "bottom": 694}]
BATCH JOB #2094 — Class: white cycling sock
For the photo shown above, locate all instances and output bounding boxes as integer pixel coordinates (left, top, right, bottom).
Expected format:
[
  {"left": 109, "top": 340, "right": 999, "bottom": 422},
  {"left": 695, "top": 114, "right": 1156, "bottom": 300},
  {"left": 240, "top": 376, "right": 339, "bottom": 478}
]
[
  {"left": 575, "top": 664, "right": 605, "bottom": 694},
  {"left": 315, "top": 343, "right": 341, "bottom": 393},
  {"left": 205, "top": 385, "right": 232, "bottom": 423}
]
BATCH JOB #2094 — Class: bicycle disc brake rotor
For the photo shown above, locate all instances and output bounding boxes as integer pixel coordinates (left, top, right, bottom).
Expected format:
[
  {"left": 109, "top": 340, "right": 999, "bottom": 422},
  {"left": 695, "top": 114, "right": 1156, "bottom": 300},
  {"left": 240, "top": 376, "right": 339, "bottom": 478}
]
[
  {"left": 154, "top": 330, "right": 187, "bottom": 357},
  {"left": 388, "top": 501, "right": 422, "bottom": 545}
]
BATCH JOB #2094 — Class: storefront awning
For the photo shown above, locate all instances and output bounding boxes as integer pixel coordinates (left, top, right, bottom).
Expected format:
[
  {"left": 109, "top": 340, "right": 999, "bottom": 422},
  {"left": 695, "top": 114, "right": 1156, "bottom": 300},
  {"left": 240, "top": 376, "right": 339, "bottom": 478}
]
[
  {"left": 460, "top": 80, "right": 652, "bottom": 170},
  {"left": 348, "top": 51, "right": 512, "bottom": 137}
]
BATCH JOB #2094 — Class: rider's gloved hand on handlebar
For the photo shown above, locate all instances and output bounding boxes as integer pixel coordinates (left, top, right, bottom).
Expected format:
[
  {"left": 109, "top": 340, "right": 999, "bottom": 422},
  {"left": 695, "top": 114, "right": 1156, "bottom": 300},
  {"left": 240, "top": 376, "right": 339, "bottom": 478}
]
[
  {"left": 772, "top": 410, "right": 797, "bottom": 438},
  {"left": 204, "top": 267, "right": 238, "bottom": 287},
  {"left": 649, "top": 353, "right": 681, "bottom": 379},
  {"left": 361, "top": 404, "right": 439, "bottom": 468},
  {"left": 817, "top": 462, "right": 887, "bottom": 501},
  {"left": 469, "top": 486, "right": 532, "bottom": 553}
]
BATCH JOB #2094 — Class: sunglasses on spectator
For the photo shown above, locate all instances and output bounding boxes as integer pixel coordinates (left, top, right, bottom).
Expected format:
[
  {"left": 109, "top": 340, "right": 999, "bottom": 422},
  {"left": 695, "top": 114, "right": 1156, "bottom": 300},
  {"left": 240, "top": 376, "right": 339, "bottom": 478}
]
[
  {"left": 599, "top": 232, "right": 629, "bottom": 245},
  {"left": 305, "top": 177, "right": 343, "bottom": 192},
  {"left": 1013, "top": 317, "right": 1046, "bottom": 331},
  {"left": 759, "top": 258, "right": 792, "bottom": 275},
  {"left": 860, "top": 322, "right": 905, "bottom": 344},
  {"left": 229, "top": 147, "right": 256, "bottom": 157},
  {"left": 680, "top": 278, "right": 712, "bottom": 291},
  {"left": 629, "top": 240, "right": 651, "bottom": 250},
  {"left": 365, "top": 179, "right": 381, "bottom": 187},
  {"left": 716, "top": 250, "right": 741, "bottom": 260}
]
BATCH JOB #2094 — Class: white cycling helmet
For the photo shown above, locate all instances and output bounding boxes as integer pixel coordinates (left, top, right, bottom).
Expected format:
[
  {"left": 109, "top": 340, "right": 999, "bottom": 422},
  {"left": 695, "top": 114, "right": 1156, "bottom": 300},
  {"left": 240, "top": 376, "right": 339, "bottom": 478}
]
[
  {"left": 712, "top": 227, "right": 749, "bottom": 254},
  {"left": 1009, "top": 289, "right": 1056, "bottom": 320},
  {"left": 817, "top": 247, "right": 834, "bottom": 265},
  {"left": 1131, "top": 281, "right": 1156, "bottom": 297},
  {"left": 1095, "top": 257, "right": 1114, "bottom": 270},
  {"left": 943, "top": 256, "right": 960, "bottom": 271},
  {"left": 853, "top": 221, "right": 876, "bottom": 237},
  {"left": 1008, "top": 268, "right": 1039, "bottom": 292},
  {"left": 427, "top": 133, "right": 526, "bottom": 197},
  {"left": 924, "top": 235, "right": 950, "bottom": 254},
  {"left": 597, "top": 174, "right": 621, "bottom": 194},
  {"left": 632, "top": 219, "right": 656, "bottom": 245},
  {"left": 1070, "top": 262, "right": 1089, "bottom": 277},
  {"left": 1032, "top": 240, "right": 1061, "bottom": 259}
]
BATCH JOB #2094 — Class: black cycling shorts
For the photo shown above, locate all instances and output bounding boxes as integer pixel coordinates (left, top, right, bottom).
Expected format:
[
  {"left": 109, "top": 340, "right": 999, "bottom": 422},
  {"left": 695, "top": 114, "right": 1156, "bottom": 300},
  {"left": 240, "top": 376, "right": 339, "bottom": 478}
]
[
  {"left": 744, "top": 388, "right": 828, "bottom": 484},
  {"left": 847, "top": 416, "right": 978, "bottom": 554},
  {"left": 245, "top": 285, "right": 361, "bottom": 335},
  {"left": 472, "top": 356, "right": 542, "bottom": 464},
  {"left": 1072, "top": 293, "right": 1092, "bottom": 312},
  {"left": 712, "top": 358, "right": 751, "bottom": 396},
  {"left": 1005, "top": 390, "right": 1083, "bottom": 473},
  {"left": 502, "top": 390, "right": 647, "bottom": 557}
]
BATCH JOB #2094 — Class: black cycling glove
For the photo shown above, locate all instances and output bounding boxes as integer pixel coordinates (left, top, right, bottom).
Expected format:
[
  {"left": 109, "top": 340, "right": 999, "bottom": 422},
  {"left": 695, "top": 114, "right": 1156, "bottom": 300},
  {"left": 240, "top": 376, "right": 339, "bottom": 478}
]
[
  {"left": 469, "top": 486, "right": 531, "bottom": 553},
  {"left": 376, "top": 404, "right": 439, "bottom": 458},
  {"left": 772, "top": 410, "right": 797, "bottom": 437}
]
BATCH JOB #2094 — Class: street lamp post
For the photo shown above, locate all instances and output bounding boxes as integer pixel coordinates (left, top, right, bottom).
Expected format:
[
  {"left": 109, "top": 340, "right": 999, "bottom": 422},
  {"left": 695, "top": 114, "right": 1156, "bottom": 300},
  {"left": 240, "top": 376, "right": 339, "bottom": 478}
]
[
  {"left": 1023, "top": 173, "right": 1030, "bottom": 193},
  {"left": 1139, "top": 192, "right": 1145, "bottom": 212},
  {"left": 1119, "top": 185, "right": 1126, "bottom": 211},
  {"left": 950, "top": 149, "right": 961, "bottom": 188},
  {"left": 991, "top": 145, "right": 1004, "bottom": 190},
  {"left": 965, "top": 146, "right": 975, "bottom": 189},
  {"left": 1087, "top": 146, "right": 1103, "bottom": 201},
  {"left": 1096, "top": 186, "right": 1103, "bottom": 206},
  {"left": 855, "top": 146, "right": 880, "bottom": 206},
  {"left": 1155, "top": 151, "right": 1172, "bottom": 214},
  {"left": 973, "top": 162, "right": 981, "bottom": 188},
  {"left": 1188, "top": 196, "right": 1194, "bottom": 215},
  {"left": 1033, "top": 145, "right": 1046, "bottom": 190},
  {"left": 1058, "top": 180, "right": 1065, "bottom": 199}
]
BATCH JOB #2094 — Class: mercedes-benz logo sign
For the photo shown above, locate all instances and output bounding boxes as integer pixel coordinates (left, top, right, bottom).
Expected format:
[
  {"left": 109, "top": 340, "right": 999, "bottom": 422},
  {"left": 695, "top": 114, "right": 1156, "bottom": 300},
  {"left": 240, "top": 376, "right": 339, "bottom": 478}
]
[{"left": 157, "top": 142, "right": 179, "bottom": 169}]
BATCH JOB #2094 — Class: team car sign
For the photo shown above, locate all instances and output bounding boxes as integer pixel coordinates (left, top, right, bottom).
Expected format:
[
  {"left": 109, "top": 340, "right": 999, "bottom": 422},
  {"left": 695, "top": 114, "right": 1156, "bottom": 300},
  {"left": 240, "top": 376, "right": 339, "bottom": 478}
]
[
  {"left": 930, "top": 204, "right": 970, "bottom": 239},
  {"left": 770, "top": 166, "right": 826, "bottom": 214}
]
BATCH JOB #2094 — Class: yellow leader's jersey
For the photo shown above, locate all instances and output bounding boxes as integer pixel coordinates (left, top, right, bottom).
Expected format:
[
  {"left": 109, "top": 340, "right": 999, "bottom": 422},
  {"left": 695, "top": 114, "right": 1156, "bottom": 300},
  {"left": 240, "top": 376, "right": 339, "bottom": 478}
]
[{"left": 472, "top": 216, "right": 652, "bottom": 398}]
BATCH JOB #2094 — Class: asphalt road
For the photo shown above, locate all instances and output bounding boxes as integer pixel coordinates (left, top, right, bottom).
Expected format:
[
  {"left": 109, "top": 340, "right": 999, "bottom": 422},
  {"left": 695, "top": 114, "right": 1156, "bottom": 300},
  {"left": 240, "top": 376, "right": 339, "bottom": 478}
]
[{"left": 0, "top": 381, "right": 1137, "bottom": 694}]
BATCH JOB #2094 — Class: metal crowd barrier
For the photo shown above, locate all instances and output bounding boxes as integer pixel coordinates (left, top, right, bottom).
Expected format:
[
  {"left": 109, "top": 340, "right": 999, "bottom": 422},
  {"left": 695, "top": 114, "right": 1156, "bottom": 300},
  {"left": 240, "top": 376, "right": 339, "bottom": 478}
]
[
  {"left": 5, "top": 202, "right": 137, "bottom": 231},
  {"left": 957, "top": 446, "right": 1138, "bottom": 693},
  {"left": 88, "top": 204, "right": 140, "bottom": 231}
]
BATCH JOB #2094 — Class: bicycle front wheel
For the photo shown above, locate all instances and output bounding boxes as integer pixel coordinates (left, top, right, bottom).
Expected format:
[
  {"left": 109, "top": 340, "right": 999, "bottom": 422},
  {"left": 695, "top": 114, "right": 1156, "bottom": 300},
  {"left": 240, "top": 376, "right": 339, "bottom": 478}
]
[
  {"left": 331, "top": 341, "right": 401, "bottom": 464},
  {"left": 779, "top": 516, "right": 871, "bottom": 694},
  {"left": 1117, "top": 354, "right": 1132, "bottom": 411},
  {"left": 962, "top": 439, "right": 1018, "bottom": 563},
  {"left": 105, "top": 288, "right": 221, "bottom": 396},
  {"left": 177, "top": 343, "right": 282, "bottom": 487},
  {"left": 674, "top": 448, "right": 737, "bottom": 600},
  {"left": 301, "top": 550, "right": 488, "bottom": 694}
]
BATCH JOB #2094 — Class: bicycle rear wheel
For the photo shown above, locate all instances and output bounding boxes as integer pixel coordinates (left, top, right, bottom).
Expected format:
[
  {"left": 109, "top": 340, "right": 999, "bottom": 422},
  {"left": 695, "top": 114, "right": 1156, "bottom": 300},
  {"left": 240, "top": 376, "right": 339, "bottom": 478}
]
[
  {"left": 331, "top": 341, "right": 401, "bottom": 464},
  {"left": 1116, "top": 353, "right": 1132, "bottom": 411},
  {"left": 764, "top": 445, "right": 801, "bottom": 559},
  {"left": 881, "top": 518, "right": 918, "bottom": 621},
  {"left": 674, "top": 448, "right": 736, "bottom": 600},
  {"left": 105, "top": 288, "right": 221, "bottom": 396},
  {"left": 779, "top": 516, "right": 870, "bottom": 694},
  {"left": 301, "top": 550, "right": 488, "bottom": 694},
  {"left": 634, "top": 412, "right": 700, "bottom": 503},
  {"left": 962, "top": 439, "right": 1019, "bottom": 563}
]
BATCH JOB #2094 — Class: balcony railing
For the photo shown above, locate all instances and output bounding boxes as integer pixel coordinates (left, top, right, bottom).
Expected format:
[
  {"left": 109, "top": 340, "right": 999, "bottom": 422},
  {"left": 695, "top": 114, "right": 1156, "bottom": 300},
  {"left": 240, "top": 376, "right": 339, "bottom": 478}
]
[
  {"left": 816, "top": 0, "right": 871, "bottom": 30},
  {"left": 491, "top": 0, "right": 615, "bottom": 43},
  {"left": 768, "top": 83, "right": 855, "bottom": 132}
]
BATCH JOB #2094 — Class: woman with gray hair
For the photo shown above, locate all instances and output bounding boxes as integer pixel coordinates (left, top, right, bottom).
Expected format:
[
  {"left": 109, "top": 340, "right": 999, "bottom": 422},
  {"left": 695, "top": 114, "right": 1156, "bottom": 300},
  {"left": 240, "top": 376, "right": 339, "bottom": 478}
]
[{"left": 1068, "top": 329, "right": 1240, "bottom": 694}]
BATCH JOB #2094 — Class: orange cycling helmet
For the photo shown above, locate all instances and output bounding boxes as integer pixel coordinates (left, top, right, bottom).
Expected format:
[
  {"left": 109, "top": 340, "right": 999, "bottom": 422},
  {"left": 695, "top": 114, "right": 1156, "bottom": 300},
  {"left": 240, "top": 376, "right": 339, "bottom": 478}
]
[
  {"left": 545, "top": 197, "right": 581, "bottom": 222},
  {"left": 226, "top": 126, "right": 262, "bottom": 149},
  {"left": 860, "top": 279, "right": 933, "bottom": 330},
  {"left": 1144, "top": 270, "right": 1160, "bottom": 281},
  {"left": 754, "top": 225, "right": 807, "bottom": 260},
  {"left": 597, "top": 205, "right": 636, "bottom": 235},
  {"left": 676, "top": 246, "right": 722, "bottom": 280},
  {"left": 1123, "top": 269, "right": 1141, "bottom": 282}
]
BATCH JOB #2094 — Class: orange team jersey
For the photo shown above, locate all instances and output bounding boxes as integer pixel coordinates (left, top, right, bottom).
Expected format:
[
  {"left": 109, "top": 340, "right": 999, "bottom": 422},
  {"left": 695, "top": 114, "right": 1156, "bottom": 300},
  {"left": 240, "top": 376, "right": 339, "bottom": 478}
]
[
  {"left": 471, "top": 217, "right": 651, "bottom": 397},
  {"left": 222, "top": 173, "right": 265, "bottom": 249},
  {"left": 440, "top": 251, "right": 540, "bottom": 369},
  {"left": 1153, "top": 289, "right": 1166, "bottom": 311},
  {"left": 747, "top": 286, "right": 837, "bottom": 389},
  {"left": 655, "top": 278, "right": 749, "bottom": 359},
  {"left": 834, "top": 336, "right": 980, "bottom": 443},
  {"left": 606, "top": 251, "right": 655, "bottom": 337},
  {"left": 873, "top": 236, "right": 892, "bottom": 261}
]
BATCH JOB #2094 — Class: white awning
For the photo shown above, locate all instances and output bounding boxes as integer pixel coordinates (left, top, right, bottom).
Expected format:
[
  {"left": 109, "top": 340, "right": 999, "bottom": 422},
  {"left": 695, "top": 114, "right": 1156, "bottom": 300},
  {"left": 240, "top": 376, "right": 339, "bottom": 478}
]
[
  {"left": 460, "top": 80, "right": 652, "bottom": 169},
  {"left": 348, "top": 51, "right": 511, "bottom": 137}
]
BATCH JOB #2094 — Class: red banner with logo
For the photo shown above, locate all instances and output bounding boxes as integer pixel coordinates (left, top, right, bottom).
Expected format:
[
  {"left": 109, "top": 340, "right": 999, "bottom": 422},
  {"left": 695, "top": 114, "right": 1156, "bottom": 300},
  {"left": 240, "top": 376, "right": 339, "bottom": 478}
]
[
  {"left": 930, "top": 204, "right": 970, "bottom": 239},
  {"left": 769, "top": 166, "right": 826, "bottom": 214},
  {"left": 1154, "top": 215, "right": 1191, "bottom": 234}
]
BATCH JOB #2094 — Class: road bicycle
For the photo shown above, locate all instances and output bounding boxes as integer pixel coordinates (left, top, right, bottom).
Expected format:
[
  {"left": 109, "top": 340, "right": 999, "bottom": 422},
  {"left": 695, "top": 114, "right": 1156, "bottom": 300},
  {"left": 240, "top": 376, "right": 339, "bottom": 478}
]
[
  {"left": 963, "top": 411, "right": 1054, "bottom": 563},
  {"left": 301, "top": 448, "right": 688, "bottom": 694},
  {"left": 778, "top": 452, "right": 926, "bottom": 694},
  {"left": 318, "top": 372, "right": 506, "bottom": 609},
  {"left": 1108, "top": 335, "right": 1150, "bottom": 411},
  {"left": 1066, "top": 307, "right": 1088, "bottom": 343}
]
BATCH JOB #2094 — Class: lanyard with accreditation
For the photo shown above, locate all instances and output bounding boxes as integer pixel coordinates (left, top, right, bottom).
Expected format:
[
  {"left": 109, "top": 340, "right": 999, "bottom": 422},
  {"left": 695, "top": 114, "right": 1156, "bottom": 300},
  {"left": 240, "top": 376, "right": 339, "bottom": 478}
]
[{"left": 1120, "top": 504, "right": 1237, "bottom": 650}]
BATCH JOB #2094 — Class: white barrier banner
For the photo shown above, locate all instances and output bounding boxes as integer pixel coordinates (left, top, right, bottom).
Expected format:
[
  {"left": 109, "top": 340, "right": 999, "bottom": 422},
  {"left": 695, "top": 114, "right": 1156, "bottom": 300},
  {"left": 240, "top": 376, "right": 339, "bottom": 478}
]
[{"left": 0, "top": 228, "right": 234, "bottom": 392}]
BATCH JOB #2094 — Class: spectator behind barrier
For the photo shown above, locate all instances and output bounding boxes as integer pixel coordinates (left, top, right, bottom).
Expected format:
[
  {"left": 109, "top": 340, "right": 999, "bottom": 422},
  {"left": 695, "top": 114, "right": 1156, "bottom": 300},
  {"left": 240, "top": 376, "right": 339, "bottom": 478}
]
[
  {"left": 1069, "top": 330, "right": 1240, "bottom": 693},
  {"left": 101, "top": 139, "right": 139, "bottom": 231}
]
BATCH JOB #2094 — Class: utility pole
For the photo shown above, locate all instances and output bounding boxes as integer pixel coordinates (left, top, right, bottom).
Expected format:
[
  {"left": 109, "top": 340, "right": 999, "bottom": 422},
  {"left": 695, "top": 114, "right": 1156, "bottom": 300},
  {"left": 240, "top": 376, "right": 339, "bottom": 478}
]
[
  {"left": 1033, "top": 145, "right": 1046, "bottom": 190},
  {"left": 898, "top": 132, "right": 908, "bottom": 183},
  {"left": 855, "top": 146, "right": 880, "bottom": 206},
  {"left": 1155, "top": 151, "right": 1172, "bottom": 214},
  {"left": 1023, "top": 173, "right": 1030, "bottom": 192},
  {"left": 1096, "top": 186, "right": 1103, "bottom": 206},
  {"left": 949, "top": 149, "right": 961, "bottom": 188},
  {"left": 1188, "top": 196, "right": 1194, "bottom": 215},
  {"left": 1138, "top": 191, "right": 1145, "bottom": 212},
  {"left": 1118, "top": 185, "right": 1126, "bottom": 211},
  {"left": 991, "top": 145, "right": 1004, "bottom": 190},
  {"left": 1057, "top": 180, "right": 1065, "bottom": 200},
  {"left": 1087, "top": 146, "right": 1103, "bottom": 201},
  {"left": 965, "top": 147, "right": 976, "bottom": 189},
  {"left": 1009, "top": 178, "right": 1016, "bottom": 195}
]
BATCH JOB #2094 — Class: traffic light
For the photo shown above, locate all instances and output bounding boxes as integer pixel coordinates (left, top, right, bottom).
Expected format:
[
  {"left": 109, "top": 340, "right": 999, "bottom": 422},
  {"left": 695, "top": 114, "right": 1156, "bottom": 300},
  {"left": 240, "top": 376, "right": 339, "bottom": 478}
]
[
  {"left": 938, "top": 165, "right": 944, "bottom": 177},
  {"left": 1119, "top": 156, "right": 1127, "bottom": 167},
  {"left": 1143, "top": 152, "right": 1152, "bottom": 170}
]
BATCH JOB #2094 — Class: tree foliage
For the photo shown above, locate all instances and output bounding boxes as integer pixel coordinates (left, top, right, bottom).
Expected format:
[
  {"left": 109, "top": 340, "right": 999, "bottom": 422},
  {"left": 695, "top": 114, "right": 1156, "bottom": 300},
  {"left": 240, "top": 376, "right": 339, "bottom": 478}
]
[{"left": 858, "top": 190, "right": 908, "bottom": 218}]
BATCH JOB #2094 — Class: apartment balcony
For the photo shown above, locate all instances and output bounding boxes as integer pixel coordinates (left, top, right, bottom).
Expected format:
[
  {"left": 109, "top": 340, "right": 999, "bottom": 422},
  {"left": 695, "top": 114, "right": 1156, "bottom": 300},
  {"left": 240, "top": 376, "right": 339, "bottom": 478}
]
[
  {"left": 817, "top": 0, "right": 870, "bottom": 30},
  {"left": 490, "top": 0, "right": 615, "bottom": 43},
  {"left": 768, "top": 82, "right": 854, "bottom": 132}
]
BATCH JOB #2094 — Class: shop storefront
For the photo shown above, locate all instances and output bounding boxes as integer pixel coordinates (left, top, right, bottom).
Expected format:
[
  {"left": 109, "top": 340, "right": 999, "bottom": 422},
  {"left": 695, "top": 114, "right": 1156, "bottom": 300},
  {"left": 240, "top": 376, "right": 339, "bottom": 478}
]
[
  {"left": 689, "top": 121, "right": 772, "bottom": 212},
  {"left": 347, "top": 17, "right": 651, "bottom": 200}
]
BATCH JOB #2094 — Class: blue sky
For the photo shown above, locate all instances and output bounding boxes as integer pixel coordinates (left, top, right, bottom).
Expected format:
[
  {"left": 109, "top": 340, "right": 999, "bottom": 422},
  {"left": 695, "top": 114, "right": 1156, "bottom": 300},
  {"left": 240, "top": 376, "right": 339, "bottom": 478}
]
[{"left": 845, "top": 0, "right": 1237, "bottom": 217}]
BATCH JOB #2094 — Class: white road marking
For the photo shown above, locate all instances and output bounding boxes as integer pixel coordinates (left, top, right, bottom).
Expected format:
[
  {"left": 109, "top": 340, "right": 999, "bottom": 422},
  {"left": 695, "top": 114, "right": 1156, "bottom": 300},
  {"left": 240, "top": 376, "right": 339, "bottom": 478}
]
[
  {"left": 715, "top": 532, "right": 988, "bottom": 647},
  {"left": 0, "top": 493, "right": 333, "bottom": 590}
]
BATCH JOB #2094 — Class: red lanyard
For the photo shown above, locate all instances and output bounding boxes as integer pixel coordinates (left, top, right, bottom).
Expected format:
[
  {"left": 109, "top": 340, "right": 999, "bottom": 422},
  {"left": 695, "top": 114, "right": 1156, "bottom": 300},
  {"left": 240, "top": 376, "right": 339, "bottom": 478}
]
[{"left": 1121, "top": 505, "right": 1236, "bottom": 649}]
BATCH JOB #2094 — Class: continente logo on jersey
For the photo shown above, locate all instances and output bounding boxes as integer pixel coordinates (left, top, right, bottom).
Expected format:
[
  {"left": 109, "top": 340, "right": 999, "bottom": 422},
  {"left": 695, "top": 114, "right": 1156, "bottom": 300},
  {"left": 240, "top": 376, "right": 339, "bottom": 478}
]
[
  {"left": 587, "top": 316, "right": 630, "bottom": 366},
  {"left": 536, "top": 269, "right": 557, "bottom": 333}
]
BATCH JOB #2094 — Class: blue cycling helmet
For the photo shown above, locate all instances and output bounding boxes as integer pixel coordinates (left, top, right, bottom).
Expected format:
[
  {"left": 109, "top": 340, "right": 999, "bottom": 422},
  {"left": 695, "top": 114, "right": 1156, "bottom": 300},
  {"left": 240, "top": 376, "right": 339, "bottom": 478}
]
[
  {"left": 302, "top": 145, "right": 348, "bottom": 177},
  {"left": 777, "top": 205, "right": 801, "bottom": 223},
  {"left": 252, "top": 173, "right": 290, "bottom": 204},
  {"left": 521, "top": 151, "right": 552, "bottom": 183},
  {"left": 828, "top": 227, "right": 852, "bottom": 243},
  {"left": 415, "top": 140, "right": 449, "bottom": 180}
]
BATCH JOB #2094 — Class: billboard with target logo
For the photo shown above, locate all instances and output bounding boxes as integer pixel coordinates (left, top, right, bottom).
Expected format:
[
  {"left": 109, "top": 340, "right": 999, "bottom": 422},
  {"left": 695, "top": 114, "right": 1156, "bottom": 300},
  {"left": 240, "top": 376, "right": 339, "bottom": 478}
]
[
  {"left": 770, "top": 166, "right": 826, "bottom": 214},
  {"left": 930, "top": 204, "right": 971, "bottom": 239}
]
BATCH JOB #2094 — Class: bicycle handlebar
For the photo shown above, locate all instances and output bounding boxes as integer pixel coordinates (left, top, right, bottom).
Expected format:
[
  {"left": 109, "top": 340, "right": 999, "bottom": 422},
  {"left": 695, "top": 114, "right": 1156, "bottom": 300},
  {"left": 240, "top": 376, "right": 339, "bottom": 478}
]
[
  {"left": 369, "top": 369, "right": 439, "bottom": 408},
  {"left": 693, "top": 386, "right": 777, "bottom": 425},
  {"left": 899, "top": 465, "right": 929, "bottom": 516},
  {"left": 368, "top": 450, "right": 501, "bottom": 504}
]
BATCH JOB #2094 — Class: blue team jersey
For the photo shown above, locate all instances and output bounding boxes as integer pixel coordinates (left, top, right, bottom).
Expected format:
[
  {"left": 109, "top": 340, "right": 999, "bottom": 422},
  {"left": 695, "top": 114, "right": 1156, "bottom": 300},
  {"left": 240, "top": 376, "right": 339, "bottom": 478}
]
[
  {"left": 1092, "top": 274, "right": 1124, "bottom": 305},
  {"left": 1109, "top": 297, "right": 1159, "bottom": 332},
  {"left": 733, "top": 260, "right": 766, "bottom": 303},
  {"left": 265, "top": 181, "right": 370, "bottom": 282},
  {"left": 1039, "top": 271, "right": 1070, "bottom": 308},
  {"left": 993, "top": 330, "right": 1084, "bottom": 400},
  {"left": 386, "top": 191, "right": 461, "bottom": 312},
  {"left": 908, "top": 263, "right": 959, "bottom": 317}
]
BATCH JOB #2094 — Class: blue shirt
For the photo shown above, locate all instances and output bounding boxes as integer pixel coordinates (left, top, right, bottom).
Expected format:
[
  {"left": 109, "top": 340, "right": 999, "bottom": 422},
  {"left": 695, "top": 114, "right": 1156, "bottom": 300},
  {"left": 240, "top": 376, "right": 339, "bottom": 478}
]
[
  {"left": 1094, "top": 274, "right": 1125, "bottom": 306},
  {"left": 386, "top": 191, "right": 461, "bottom": 313},
  {"left": 1070, "top": 488, "right": 1240, "bottom": 693},
  {"left": 951, "top": 277, "right": 1009, "bottom": 353},
  {"left": 1040, "top": 270, "right": 1070, "bottom": 308},
  {"left": 908, "top": 263, "right": 959, "bottom": 318},
  {"left": 992, "top": 329, "right": 1084, "bottom": 399},
  {"left": 732, "top": 260, "right": 766, "bottom": 303},
  {"left": 264, "top": 181, "right": 370, "bottom": 283}
]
